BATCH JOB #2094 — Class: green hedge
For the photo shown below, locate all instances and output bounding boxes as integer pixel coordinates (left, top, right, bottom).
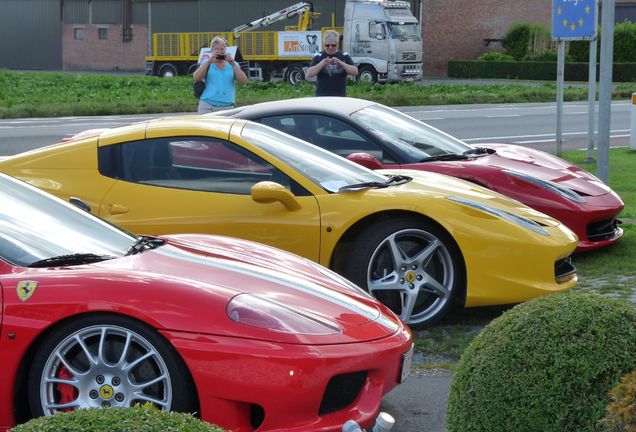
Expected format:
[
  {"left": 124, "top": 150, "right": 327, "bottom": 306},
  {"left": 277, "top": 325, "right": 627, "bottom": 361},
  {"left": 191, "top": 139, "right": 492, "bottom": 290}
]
[
  {"left": 448, "top": 60, "right": 636, "bottom": 82},
  {"left": 10, "top": 405, "right": 226, "bottom": 432},
  {"left": 446, "top": 293, "right": 636, "bottom": 432}
]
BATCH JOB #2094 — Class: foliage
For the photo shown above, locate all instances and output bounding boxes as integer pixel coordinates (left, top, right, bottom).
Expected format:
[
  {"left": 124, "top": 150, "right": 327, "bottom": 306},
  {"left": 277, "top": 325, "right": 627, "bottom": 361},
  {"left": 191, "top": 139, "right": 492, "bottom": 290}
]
[
  {"left": 614, "top": 21, "right": 636, "bottom": 63},
  {"left": 446, "top": 293, "right": 636, "bottom": 432},
  {"left": 10, "top": 404, "right": 226, "bottom": 432},
  {"left": 476, "top": 52, "right": 515, "bottom": 62},
  {"left": 598, "top": 368, "right": 636, "bottom": 432},
  {"left": 502, "top": 22, "right": 552, "bottom": 60},
  {"left": 522, "top": 50, "right": 560, "bottom": 62}
]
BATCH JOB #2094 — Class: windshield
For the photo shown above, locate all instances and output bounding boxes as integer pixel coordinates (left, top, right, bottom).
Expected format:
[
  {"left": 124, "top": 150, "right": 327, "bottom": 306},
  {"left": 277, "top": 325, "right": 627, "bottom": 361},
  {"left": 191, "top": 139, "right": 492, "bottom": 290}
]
[
  {"left": 350, "top": 104, "right": 473, "bottom": 163},
  {"left": 241, "top": 122, "right": 389, "bottom": 192},
  {"left": 0, "top": 175, "right": 136, "bottom": 267},
  {"left": 387, "top": 22, "right": 421, "bottom": 41}
]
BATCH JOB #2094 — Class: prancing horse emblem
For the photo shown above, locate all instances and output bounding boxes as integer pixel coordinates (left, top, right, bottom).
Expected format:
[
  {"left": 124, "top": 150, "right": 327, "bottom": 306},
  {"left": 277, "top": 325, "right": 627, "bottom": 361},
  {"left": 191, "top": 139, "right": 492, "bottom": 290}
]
[{"left": 17, "top": 280, "right": 38, "bottom": 302}]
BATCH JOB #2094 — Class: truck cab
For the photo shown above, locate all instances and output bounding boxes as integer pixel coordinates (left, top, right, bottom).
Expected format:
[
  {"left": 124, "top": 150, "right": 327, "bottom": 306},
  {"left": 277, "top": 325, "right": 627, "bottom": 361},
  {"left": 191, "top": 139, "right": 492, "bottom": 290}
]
[{"left": 343, "top": 0, "right": 423, "bottom": 83}]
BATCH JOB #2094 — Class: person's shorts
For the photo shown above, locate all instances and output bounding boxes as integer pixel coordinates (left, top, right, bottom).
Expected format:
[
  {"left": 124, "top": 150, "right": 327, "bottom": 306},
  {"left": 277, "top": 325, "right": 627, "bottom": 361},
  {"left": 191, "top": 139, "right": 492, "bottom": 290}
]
[{"left": 197, "top": 100, "right": 234, "bottom": 114}]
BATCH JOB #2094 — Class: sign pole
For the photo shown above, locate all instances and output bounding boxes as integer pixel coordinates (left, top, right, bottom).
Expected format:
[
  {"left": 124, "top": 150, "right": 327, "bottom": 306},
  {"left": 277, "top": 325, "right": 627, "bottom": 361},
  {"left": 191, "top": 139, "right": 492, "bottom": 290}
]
[
  {"left": 597, "top": 0, "right": 615, "bottom": 184},
  {"left": 585, "top": 0, "right": 599, "bottom": 163},
  {"left": 556, "top": 40, "right": 565, "bottom": 156}
]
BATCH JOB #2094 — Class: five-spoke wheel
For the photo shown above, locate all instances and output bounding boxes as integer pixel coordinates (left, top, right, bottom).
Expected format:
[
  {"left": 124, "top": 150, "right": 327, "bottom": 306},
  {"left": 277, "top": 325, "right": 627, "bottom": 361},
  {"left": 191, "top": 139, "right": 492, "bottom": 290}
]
[{"left": 345, "top": 217, "right": 464, "bottom": 328}]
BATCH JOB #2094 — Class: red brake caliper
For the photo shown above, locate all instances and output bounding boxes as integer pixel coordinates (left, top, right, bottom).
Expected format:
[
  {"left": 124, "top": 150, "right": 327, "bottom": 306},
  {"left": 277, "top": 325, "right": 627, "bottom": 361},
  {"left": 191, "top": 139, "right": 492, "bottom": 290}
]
[{"left": 55, "top": 365, "right": 78, "bottom": 411}]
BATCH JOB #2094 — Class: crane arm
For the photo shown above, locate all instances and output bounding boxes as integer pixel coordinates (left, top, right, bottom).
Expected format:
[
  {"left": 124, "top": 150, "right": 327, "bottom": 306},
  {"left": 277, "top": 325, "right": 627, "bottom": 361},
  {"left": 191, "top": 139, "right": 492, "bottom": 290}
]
[{"left": 232, "top": 2, "right": 314, "bottom": 36}]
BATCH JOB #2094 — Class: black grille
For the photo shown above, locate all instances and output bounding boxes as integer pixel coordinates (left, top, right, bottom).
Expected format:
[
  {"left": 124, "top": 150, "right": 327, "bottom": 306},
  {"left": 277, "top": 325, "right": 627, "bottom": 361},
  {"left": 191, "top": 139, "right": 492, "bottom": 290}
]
[
  {"left": 318, "top": 371, "right": 368, "bottom": 415},
  {"left": 555, "top": 257, "right": 576, "bottom": 281},
  {"left": 402, "top": 51, "right": 417, "bottom": 61},
  {"left": 587, "top": 218, "right": 622, "bottom": 241}
]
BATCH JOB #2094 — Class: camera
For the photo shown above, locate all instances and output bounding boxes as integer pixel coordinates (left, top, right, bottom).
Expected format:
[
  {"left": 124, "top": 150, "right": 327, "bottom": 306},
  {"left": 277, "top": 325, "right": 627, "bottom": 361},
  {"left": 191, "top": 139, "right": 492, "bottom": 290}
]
[{"left": 216, "top": 54, "right": 226, "bottom": 60}]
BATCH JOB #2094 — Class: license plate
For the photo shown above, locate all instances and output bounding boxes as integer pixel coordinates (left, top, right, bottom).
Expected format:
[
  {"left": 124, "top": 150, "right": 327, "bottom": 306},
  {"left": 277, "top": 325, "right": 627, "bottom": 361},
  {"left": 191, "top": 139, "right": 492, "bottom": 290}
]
[{"left": 399, "top": 344, "right": 414, "bottom": 383}]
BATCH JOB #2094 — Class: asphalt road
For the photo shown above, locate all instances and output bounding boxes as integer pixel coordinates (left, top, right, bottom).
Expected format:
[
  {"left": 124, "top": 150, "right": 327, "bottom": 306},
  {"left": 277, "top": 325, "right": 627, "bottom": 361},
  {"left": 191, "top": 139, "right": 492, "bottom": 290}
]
[{"left": 0, "top": 100, "right": 632, "bottom": 156}]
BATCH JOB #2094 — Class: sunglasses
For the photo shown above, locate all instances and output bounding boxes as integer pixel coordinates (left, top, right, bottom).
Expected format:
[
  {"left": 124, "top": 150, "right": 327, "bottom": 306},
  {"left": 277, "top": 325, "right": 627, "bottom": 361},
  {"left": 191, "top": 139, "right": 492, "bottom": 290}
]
[{"left": 325, "top": 44, "right": 337, "bottom": 47}]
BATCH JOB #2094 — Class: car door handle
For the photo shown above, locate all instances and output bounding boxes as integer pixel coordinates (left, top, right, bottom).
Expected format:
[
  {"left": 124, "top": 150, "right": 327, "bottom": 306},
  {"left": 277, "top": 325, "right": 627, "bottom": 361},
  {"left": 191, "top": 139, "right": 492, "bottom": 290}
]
[{"left": 109, "top": 203, "right": 129, "bottom": 214}]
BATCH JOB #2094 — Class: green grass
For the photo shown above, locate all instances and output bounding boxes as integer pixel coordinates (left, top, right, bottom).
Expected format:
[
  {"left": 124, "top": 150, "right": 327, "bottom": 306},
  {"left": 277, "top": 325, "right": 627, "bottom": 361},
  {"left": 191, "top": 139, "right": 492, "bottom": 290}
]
[
  {"left": 416, "top": 148, "right": 636, "bottom": 371},
  {"left": 2, "top": 70, "right": 636, "bottom": 118}
]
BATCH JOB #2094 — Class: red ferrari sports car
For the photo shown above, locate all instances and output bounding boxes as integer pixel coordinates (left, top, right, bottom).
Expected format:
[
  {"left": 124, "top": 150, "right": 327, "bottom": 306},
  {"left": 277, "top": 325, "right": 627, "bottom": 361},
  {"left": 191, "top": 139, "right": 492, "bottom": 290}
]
[
  {"left": 0, "top": 173, "right": 412, "bottom": 432},
  {"left": 217, "top": 97, "right": 624, "bottom": 252}
]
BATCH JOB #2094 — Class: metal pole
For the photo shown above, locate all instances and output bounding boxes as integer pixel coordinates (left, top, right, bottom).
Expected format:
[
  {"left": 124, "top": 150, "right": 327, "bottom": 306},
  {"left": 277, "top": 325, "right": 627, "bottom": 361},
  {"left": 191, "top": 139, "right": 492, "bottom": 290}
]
[
  {"left": 586, "top": 37, "right": 597, "bottom": 162},
  {"left": 556, "top": 39, "right": 565, "bottom": 156},
  {"left": 597, "top": 0, "right": 615, "bottom": 184}
]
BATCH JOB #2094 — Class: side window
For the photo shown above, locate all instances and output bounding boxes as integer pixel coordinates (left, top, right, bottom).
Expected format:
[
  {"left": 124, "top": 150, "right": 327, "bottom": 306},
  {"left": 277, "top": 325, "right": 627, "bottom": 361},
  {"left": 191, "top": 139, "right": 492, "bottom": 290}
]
[
  {"left": 117, "top": 137, "right": 304, "bottom": 195},
  {"left": 369, "top": 22, "right": 386, "bottom": 40},
  {"left": 260, "top": 115, "right": 394, "bottom": 163}
]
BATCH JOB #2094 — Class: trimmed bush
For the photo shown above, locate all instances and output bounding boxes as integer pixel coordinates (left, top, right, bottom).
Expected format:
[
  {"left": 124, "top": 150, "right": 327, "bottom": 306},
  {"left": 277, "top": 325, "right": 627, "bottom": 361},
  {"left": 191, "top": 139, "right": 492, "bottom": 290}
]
[
  {"left": 598, "top": 368, "right": 636, "bottom": 431},
  {"left": 477, "top": 52, "right": 515, "bottom": 62},
  {"left": 446, "top": 293, "right": 636, "bottom": 432},
  {"left": 10, "top": 404, "right": 227, "bottom": 432}
]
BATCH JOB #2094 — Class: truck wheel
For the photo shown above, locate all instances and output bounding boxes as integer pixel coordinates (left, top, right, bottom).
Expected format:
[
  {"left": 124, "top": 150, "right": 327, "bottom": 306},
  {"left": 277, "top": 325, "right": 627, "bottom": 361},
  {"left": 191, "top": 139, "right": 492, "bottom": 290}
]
[
  {"left": 186, "top": 63, "right": 199, "bottom": 76},
  {"left": 284, "top": 65, "right": 305, "bottom": 85},
  {"left": 158, "top": 63, "right": 178, "bottom": 78},
  {"left": 357, "top": 65, "right": 378, "bottom": 83}
]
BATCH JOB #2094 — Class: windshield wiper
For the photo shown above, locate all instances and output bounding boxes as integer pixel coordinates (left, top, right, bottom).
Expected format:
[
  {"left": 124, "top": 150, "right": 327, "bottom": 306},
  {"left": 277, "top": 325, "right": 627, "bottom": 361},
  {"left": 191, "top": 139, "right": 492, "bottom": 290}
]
[
  {"left": 463, "top": 147, "right": 493, "bottom": 156},
  {"left": 126, "top": 236, "right": 165, "bottom": 256},
  {"left": 420, "top": 153, "right": 469, "bottom": 162},
  {"left": 29, "top": 253, "right": 116, "bottom": 268},
  {"left": 339, "top": 181, "right": 391, "bottom": 191},
  {"left": 339, "top": 174, "right": 412, "bottom": 191},
  {"left": 386, "top": 174, "right": 412, "bottom": 185}
]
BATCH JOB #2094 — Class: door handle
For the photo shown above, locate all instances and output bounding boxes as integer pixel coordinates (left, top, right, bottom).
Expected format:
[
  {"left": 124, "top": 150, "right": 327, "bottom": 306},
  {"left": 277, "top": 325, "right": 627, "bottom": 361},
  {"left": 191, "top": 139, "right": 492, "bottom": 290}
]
[{"left": 109, "top": 203, "right": 129, "bottom": 214}]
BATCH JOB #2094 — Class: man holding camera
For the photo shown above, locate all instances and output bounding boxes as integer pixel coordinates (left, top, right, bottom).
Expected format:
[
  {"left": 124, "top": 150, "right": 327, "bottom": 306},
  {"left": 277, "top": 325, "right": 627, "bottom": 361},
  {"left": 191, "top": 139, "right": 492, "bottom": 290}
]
[
  {"left": 194, "top": 36, "right": 248, "bottom": 114},
  {"left": 306, "top": 30, "right": 358, "bottom": 97}
]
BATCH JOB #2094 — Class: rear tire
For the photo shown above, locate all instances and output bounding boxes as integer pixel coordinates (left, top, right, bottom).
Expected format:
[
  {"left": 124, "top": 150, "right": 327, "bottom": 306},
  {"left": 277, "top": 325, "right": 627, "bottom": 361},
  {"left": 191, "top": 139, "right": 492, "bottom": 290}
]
[
  {"left": 284, "top": 64, "right": 305, "bottom": 85},
  {"left": 28, "top": 314, "right": 197, "bottom": 417},
  {"left": 344, "top": 217, "right": 464, "bottom": 328}
]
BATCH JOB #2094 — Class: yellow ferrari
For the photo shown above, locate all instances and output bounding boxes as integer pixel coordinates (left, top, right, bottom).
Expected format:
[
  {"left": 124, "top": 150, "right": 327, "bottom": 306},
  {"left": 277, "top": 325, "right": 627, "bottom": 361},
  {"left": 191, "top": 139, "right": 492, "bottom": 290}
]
[{"left": 0, "top": 117, "right": 578, "bottom": 328}]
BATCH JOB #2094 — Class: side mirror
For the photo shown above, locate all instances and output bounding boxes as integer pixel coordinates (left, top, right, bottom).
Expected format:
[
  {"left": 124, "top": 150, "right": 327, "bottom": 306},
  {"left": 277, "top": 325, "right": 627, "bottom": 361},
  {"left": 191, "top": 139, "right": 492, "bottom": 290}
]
[
  {"left": 251, "top": 181, "right": 301, "bottom": 211},
  {"left": 346, "top": 152, "right": 384, "bottom": 170}
]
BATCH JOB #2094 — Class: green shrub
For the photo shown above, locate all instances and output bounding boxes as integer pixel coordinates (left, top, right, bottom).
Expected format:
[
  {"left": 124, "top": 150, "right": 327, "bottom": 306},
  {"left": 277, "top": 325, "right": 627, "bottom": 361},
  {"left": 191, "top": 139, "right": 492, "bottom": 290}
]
[
  {"left": 523, "top": 50, "right": 560, "bottom": 62},
  {"left": 476, "top": 52, "right": 515, "bottom": 62},
  {"left": 598, "top": 368, "right": 636, "bottom": 431},
  {"left": 446, "top": 292, "right": 636, "bottom": 432},
  {"left": 10, "top": 404, "right": 227, "bottom": 432},
  {"left": 614, "top": 21, "right": 636, "bottom": 63},
  {"left": 502, "top": 22, "right": 552, "bottom": 60}
]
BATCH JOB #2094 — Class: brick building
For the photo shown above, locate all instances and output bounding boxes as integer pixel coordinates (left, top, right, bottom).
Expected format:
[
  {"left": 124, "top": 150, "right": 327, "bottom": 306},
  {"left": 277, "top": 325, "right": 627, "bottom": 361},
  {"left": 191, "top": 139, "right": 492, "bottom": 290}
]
[{"left": 1, "top": 0, "right": 635, "bottom": 76}]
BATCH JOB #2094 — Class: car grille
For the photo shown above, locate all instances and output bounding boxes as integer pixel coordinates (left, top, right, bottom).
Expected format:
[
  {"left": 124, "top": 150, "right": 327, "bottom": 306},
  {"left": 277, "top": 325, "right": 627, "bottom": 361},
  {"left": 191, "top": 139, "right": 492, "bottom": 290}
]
[
  {"left": 318, "top": 371, "right": 368, "bottom": 415},
  {"left": 587, "top": 218, "right": 622, "bottom": 241}
]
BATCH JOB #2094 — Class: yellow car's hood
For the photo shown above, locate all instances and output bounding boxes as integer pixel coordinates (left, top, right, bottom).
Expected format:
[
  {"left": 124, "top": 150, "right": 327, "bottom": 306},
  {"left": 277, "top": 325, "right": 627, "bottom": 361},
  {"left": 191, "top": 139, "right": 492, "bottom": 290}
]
[{"left": 378, "top": 168, "right": 562, "bottom": 228}]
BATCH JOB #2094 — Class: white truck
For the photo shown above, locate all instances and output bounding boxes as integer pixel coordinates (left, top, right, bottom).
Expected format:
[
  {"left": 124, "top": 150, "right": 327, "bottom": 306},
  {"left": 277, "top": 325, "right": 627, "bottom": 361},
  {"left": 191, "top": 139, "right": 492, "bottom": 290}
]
[
  {"left": 344, "top": 0, "right": 423, "bottom": 83},
  {"left": 145, "top": 0, "right": 422, "bottom": 84}
]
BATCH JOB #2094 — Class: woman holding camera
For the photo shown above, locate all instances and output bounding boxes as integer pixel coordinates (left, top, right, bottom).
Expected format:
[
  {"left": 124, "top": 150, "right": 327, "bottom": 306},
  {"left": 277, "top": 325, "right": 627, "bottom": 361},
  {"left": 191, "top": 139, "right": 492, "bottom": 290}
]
[
  {"left": 194, "top": 36, "right": 248, "bottom": 114},
  {"left": 306, "top": 30, "right": 358, "bottom": 97}
]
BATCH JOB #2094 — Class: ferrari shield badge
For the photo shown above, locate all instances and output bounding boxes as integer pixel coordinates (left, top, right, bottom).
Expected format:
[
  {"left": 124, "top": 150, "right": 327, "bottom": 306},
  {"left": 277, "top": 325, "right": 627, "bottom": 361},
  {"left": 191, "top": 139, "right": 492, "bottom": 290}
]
[{"left": 17, "top": 280, "right": 38, "bottom": 302}]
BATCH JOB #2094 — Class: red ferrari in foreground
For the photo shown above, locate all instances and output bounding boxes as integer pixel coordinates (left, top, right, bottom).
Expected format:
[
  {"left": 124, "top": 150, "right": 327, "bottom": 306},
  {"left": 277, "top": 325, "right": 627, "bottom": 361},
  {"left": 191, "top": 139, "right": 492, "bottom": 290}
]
[{"left": 0, "top": 173, "right": 412, "bottom": 432}]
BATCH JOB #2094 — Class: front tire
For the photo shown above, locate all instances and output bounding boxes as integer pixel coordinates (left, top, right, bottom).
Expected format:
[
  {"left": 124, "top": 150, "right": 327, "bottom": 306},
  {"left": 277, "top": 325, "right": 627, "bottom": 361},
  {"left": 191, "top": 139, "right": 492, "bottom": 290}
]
[
  {"left": 344, "top": 217, "right": 464, "bottom": 328},
  {"left": 28, "top": 314, "right": 196, "bottom": 417},
  {"left": 357, "top": 65, "right": 378, "bottom": 83},
  {"left": 158, "top": 63, "right": 178, "bottom": 78}
]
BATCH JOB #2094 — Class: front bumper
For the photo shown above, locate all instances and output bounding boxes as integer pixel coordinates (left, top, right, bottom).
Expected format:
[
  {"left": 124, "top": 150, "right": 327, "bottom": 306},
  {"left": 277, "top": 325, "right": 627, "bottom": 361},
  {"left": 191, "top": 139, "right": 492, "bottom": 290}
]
[{"left": 162, "top": 326, "right": 412, "bottom": 432}]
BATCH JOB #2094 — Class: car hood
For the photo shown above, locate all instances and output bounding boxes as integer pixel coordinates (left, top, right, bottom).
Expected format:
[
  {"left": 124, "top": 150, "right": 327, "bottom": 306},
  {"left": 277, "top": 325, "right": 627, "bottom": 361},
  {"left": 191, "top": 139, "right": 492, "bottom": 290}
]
[
  {"left": 378, "top": 168, "right": 562, "bottom": 228},
  {"left": 90, "top": 234, "right": 401, "bottom": 344},
  {"left": 467, "top": 144, "right": 612, "bottom": 197}
]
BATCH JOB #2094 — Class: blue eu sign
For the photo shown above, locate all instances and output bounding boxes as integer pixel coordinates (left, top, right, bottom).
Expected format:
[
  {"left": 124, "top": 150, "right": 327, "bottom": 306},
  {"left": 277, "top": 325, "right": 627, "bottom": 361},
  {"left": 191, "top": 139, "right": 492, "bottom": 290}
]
[{"left": 552, "top": 0, "right": 597, "bottom": 40}]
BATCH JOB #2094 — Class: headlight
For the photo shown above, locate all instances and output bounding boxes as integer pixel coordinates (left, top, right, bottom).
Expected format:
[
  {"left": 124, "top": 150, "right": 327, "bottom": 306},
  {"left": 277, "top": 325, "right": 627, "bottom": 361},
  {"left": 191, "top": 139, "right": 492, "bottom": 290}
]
[
  {"left": 504, "top": 169, "right": 585, "bottom": 203},
  {"left": 447, "top": 196, "right": 550, "bottom": 236},
  {"left": 307, "top": 260, "right": 374, "bottom": 299},
  {"left": 227, "top": 294, "right": 341, "bottom": 335}
]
